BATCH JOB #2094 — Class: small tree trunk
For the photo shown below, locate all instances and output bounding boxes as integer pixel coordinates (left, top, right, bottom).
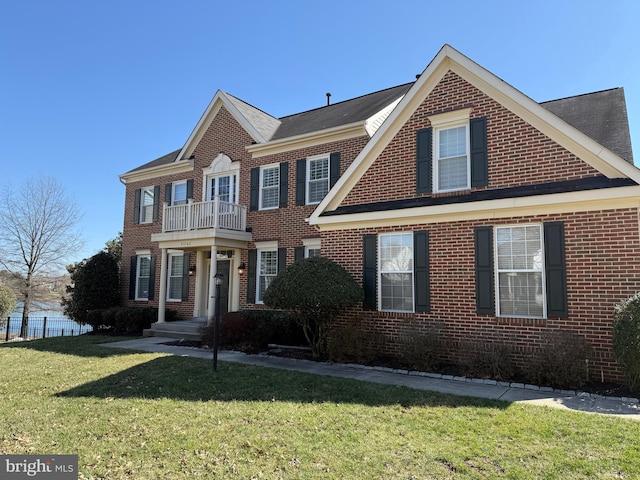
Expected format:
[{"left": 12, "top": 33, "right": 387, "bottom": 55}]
[{"left": 20, "top": 270, "right": 35, "bottom": 338}]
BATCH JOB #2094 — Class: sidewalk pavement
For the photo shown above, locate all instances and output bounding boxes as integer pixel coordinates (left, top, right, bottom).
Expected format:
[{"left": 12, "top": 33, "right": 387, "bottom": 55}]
[{"left": 101, "top": 336, "right": 640, "bottom": 420}]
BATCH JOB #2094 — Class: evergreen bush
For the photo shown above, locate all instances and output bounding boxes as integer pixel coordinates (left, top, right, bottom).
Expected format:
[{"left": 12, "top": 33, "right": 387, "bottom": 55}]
[{"left": 613, "top": 292, "right": 640, "bottom": 391}]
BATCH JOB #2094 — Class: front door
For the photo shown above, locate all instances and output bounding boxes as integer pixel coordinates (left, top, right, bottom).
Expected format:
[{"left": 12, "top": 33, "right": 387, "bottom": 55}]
[{"left": 216, "top": 260, "right": 230, "bottom": 316}]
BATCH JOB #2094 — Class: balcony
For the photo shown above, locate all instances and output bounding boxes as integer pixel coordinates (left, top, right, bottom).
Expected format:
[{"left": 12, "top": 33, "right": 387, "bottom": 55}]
[{"left": 162, "top": 198, "right": 247, "bottom": 233}]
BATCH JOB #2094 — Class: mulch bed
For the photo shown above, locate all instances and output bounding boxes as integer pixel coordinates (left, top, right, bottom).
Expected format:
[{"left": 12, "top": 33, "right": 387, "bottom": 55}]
[{"left": 162, "top": 340, "right": 637, "bottom": 398}]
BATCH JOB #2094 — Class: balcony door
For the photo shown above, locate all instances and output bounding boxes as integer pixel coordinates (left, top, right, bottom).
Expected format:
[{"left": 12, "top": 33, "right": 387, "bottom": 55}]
[{"left": 207, "top": 174, "right": 237, "bottom": 204}]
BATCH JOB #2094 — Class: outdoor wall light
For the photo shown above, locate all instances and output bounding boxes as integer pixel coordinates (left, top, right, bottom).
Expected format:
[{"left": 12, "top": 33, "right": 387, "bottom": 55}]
[
  {"left": 237, "top": 262, "right": 247, "bottom": 275},
  {"left": 188, "top": 265, "right": 196, "bottom": 276}
]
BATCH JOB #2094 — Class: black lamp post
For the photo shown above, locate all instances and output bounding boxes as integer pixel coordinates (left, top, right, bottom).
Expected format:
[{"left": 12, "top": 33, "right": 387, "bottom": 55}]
[{"left": 212, "top": 272, "right": 224, "bottom": 372}]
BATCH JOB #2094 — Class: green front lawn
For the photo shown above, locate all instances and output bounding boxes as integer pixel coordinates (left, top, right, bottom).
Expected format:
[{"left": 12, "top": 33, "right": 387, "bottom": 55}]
[{"left": 1, "top": 335, "right": 639, "bottom": 479}]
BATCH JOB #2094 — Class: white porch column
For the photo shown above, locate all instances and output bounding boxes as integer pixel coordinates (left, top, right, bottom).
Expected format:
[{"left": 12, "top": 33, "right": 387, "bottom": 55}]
[
  {"left": 207, "top": 246, "right": 218, "bottom": 323},
  {"left": 157, "top": 248, "right": 168, "bottom": 323}
]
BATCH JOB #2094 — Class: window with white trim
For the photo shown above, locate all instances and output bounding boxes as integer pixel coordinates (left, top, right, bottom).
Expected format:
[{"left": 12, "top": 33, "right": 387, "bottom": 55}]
[
  {"left": 136, "top": 255, "right": 151, "bottom": 300},
  {"left": 140, "top": 187, "right": 155, "bottom": 224},
  {"left": 307, "top": 154, "right": 330, "bottom": 204},
  {"left": 434, "top": 124, "right": 469, "bottom": 192},
  {"left": 428, "top": 108, "right": 472, "bottom": 194},
  {"left": 260, "top": 165, "right": 279, "bottom": 210},
  {"left": 257, "top": 249, "right": 278, "bottom": 303},
  {"left": 303, "top": 238, "right": 321, "bottom": 258},
  {"left": 379, "top": 233, "right": 414, "bottom": 312},
  {"left": 495, "top": 225, "right": 545, "bottom": 318},
  {"left": 172, "top": 181, "right": 187, "bottom": 206},
  {"left": 167, "top": 253, "right": 184, "bottom": 301}
]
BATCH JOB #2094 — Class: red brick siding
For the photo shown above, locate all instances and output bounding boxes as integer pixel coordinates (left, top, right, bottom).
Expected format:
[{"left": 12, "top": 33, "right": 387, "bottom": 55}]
[
  {"left": 121, "top": 105, "right": 254, "bottom": 319},
  {"left": 236, "top": 136, "right": 369, "bottom": 306},
  {"left": 342, "top": 71, "right": 601, "bottom": 206},
  {"left": 321, "top": 208, "right": 640, "bottom": 382}
]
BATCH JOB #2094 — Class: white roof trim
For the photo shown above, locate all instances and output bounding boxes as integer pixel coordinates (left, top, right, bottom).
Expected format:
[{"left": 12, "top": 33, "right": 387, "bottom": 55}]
[
  {"left": 175, "top": 90, "right": 267, "bottom": 163},
  {"left": 309, "top": 44, "right": 640, "bottom": 225},
  {"left": 312, "top": 185, "right": 640, "bottom": 231}
]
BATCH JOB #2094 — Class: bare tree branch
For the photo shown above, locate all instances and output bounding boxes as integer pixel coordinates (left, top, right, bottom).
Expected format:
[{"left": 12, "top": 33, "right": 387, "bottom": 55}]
[{"left": 0, "top": 176, "right": 84, "bottom": 337}]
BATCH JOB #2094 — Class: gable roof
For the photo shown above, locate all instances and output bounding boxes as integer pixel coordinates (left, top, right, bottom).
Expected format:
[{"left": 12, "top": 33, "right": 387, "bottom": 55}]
[{"left": 309, "top": 44, "right": 640, "bottom": 225}]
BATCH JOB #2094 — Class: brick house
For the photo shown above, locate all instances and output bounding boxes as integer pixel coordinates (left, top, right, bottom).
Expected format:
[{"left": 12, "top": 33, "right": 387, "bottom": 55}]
[{"left": 119, "top": 45, "right": 639, "bottom": 381}]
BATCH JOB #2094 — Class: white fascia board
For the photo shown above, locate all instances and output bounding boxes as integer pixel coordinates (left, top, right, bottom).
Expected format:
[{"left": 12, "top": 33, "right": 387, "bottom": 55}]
[
  {"left": 444, "top": 47, "right": 640, "bottom": 181},
  {"left": 175, "top": 91, "right": 266, "bottom": 164},
  {"left": 246, "top": 122, "right": 368, "bottom": 158},
  {"left": 310, "top": 44, "right": 640, "bottom": 225},
  {"left": 309, "top": 52, "right": 451, "bottom": 224},
  {"left": 311, "top": 185, "right": 640, "bottom": 231},
  {"left": 119, "top": 159, "right": 194, "bottom": 184}
]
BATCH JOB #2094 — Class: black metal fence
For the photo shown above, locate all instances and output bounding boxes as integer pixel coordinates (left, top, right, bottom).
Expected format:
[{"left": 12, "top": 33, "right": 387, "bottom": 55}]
[{"left": 2, "top": 316, "right": 93, "bottom": 341}]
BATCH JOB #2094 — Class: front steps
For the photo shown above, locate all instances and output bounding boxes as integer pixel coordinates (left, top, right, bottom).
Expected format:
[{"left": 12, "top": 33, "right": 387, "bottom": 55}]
[{"left": 143, "top": 318, "right": 208, "bottom": 341}]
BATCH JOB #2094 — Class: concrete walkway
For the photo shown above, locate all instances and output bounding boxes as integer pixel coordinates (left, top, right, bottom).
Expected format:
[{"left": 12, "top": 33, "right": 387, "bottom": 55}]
[{"left": 101, "top": 336, "right": 640, "bottom": 420}]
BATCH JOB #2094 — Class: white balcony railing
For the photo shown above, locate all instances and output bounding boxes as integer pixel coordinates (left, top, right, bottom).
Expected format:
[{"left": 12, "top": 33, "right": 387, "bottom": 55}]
[{"left": 162, "top": 198, "right": 247, "bottom": 233}]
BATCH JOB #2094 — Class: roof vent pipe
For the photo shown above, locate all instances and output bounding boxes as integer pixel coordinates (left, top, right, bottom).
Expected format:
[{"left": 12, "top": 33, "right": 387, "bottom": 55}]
[{"left": 326, "top": 92, "right": 331, "bottom": 106}]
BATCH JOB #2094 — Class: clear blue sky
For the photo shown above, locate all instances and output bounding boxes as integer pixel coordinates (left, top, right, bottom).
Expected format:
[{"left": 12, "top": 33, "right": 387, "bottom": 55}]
[{"left": 2, "top": 0, "right": 639, "bottom": 262}]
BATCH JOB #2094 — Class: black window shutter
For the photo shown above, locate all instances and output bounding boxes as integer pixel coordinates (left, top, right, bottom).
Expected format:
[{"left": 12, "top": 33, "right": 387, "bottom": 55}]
[
  {"left": 247, "top": 249, "right": 257, "bottom": 303},
  {"left": 294, "top": 246, "right": 305, "bottom": 262},
  {"left": 165, "top": 183, "right": 172, "bottom": 204},
  {"left": 186, "top": 179, "right": 194, "bottom": 200},
  {"left": 362, "top": 234, "right": 377, "bottom": 310},
  {"left": 148, "top": 255, "right": 157, "bottom": 300},
  {"left": 544, "top": 222, "right": 568, "bottom": 318},
  {"left": 278, "top": 247, "right": 287, "bottom": 273},
  {"left": 279, "top": 163, "right": 289, "bottom": 208},
  {"left": 474, "top": 226, "right": 495, "bottom": 314},
  {"left": 152, "top": 185, "right": 161, "bottom": 222},
  {"left": 470, "top": 117, "right": 488, "bottom": 187},
  {"left": 129, "top": 256, "right": 137, "bottom": 299},
  {"left": 416, "top": 128, "right": 432, "bottom": 193},
  {"left": 296, "top": 159, "right": 306, "bottom": 206},
  {"left": 133, "top": 189, "right": 141, "bottom": 224},
  {"left": 330, "top": 152, "right": 341, "bottom": 188},
  {"left": 249, "top": 168, "right": 260, "bottom": 211},
  {"left": 413, "top": 231, "right": 430, "bottom": 312},
  {"left": 181, "top": 253, "right": 190, "bottom": 301}
]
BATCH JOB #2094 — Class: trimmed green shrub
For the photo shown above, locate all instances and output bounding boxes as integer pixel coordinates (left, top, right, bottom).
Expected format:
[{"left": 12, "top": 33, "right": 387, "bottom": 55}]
[
  {"left": 525, "top": 330, "right": 592, "bottom": 389},
  {"left": 263, "top": 256, "right": 363, "bottom": 358},
  {"left": 84, "top": 307, "right": 177, "bottom": 335},
  {"left": 613, "top": 292, "right": 640, "bottom": 391}
]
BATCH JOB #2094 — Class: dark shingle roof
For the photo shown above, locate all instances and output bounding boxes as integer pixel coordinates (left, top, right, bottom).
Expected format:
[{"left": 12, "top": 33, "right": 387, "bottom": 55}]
[
  {"left": 127, "top": 84, "right": 634, "bottom": 175},
  {"left": 124, "top": 149, "right": 181, "bottom": 174},
  {"left": 541, "top": 87, "right": 634, "bottom": 164},
  {"left": 270, "top": 83, "right": 413, "bottom": 140}
]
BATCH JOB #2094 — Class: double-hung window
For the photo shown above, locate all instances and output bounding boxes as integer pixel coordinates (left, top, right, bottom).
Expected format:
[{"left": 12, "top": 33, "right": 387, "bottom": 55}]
[
  {"left": 379, "top": 233, "right": 414, "bottom": 312},
  {"left": 307, "top": 154, "right": 330, "bottom": 204},
  {"left": 495, "top": 225, "right": 545, "bottom": 318},
  {"left": 140, "top": 187, "right": 155, "bottom": 224},
  {"left": 172, "top": 182, "right": 187, "bottom": 206},
  {"left": 260, "top": 165, "right": 280, "bottom": 210},
  {"left": 167, "top": 253, "right": 184, "bottom": 301},
  {"left": 257, "top": 249, "right": 278, "bottom": 303},
  {"left": 136, "top": 255, "right": 151, "bottom": 300},
  {"left": 428, "top": 108, "right": 472, "bottom": 193}
]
